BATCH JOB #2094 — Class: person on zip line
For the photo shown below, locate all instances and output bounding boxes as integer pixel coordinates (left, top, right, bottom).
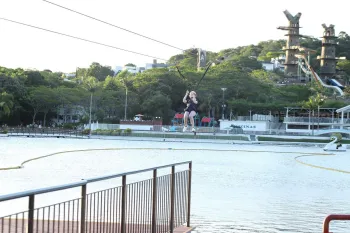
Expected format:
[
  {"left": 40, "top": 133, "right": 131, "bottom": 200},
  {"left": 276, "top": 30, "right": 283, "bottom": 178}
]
[{"left": 182, "top": 90, "right": 198, "bottom": 132}]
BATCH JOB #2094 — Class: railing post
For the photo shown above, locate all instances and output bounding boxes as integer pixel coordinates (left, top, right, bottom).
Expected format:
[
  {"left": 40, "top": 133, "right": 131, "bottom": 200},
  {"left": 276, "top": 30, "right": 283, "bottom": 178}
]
[
  {"left": 28, "top": 195, "right": 35, "bottom": 233},
  {"left": 152, "top": 169, "right": 157, "bottom": 233},
  {"left": 187, "top": 162, "right": 192, "bottom": 227},
  {"left": 121, "top": 175, "right": 127, "bottom": 233},
  {"left": 170, "top": 166, "right": 175, "bottom": 233},
  {"left": 80, "top": 184, "right": 87, "bottom": 233}
]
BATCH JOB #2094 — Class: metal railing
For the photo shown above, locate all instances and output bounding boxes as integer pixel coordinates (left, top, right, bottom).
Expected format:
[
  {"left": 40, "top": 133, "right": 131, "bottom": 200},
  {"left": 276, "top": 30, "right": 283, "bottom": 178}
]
[
  {"left": 0, "top": 161, "right": 192, "bottom": 233},
  {"left": 323, "top": 214, "right": 350, "bottom": 233},
  {"left": 7, "top": 128, "right": 85, "bottom": 137},
  {"left": 236, "top": 116, "right": 278, "bottom": 122},
  {"left": 284, "top": 117, "right": 339, "bottom": 123}
]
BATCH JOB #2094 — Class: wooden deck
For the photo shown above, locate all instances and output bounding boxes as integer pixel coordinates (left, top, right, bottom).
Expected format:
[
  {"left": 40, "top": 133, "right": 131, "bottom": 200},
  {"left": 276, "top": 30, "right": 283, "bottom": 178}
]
[
  {"left": 0, "top": 218, "right": 193, "bottom": 233},
  {"left": 173, "top": 226, "right": 193, "bottom": 233}
]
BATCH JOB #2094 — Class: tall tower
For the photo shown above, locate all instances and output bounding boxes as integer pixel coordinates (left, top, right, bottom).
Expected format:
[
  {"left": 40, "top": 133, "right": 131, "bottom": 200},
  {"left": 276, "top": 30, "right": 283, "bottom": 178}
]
[
  {"left": 317, "top": 24, "right": 338, "bottom": 78},
  {"left": 277, "top": 10, "right": 303, "bottom": 76}
]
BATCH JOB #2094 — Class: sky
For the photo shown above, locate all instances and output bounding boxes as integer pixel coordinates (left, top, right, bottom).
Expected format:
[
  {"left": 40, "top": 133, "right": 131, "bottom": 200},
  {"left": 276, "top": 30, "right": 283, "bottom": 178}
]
[{"left": 0, "top": 0, "right": 349, "bottom": 73}]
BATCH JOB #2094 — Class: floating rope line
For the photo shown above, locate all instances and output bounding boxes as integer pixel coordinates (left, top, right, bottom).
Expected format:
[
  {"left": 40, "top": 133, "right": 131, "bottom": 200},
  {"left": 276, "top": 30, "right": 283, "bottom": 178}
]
[
  {"left": 294, "top": 154, "right": 350, "bottom": 174},
  {"left": 0, "top": 148, "right": 334, "bottom": 171}
]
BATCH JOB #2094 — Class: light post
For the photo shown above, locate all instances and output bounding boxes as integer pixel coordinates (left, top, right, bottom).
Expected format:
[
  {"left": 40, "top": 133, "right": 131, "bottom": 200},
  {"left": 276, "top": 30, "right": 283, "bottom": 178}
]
[
  {"left": 312, "top": 109, "right": 315, "bottom": 136},
  {"left": 249, "top": 110, "right": 252, "bottom": 121},
  {"left": 221, "top": 88, "right": 227, "bottom": 120},
  {"left": 82, "top": 76, "right": 97, "bottom": 138},
  {"left": 317, "top": 97, "right": 325, "bottom": 131},
  {"left": 89, "top": 92, "right": 92, "bottom": 136},
  {"left": 269, "top": 111, "right": 272, "bottom": 134},
  {"left": 318, "top": 105, "right": 320, "bottom": 131},
  {"left": 124, "top": 86, "right": 128, "bottom": 120}
]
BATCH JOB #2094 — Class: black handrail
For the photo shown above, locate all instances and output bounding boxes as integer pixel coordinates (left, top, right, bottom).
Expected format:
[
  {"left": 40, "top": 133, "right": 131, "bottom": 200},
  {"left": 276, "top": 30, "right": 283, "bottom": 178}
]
[{"left": 0, "top": 161, "right": 192, "bottom": 233}]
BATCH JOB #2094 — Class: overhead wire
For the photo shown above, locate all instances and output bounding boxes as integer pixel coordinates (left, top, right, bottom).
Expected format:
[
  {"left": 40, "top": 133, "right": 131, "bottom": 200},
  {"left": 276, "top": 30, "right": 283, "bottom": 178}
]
[
  {"left": 0, "top": 17, "right": 168, "bottom": 61},
  {"left": 42, "top": 0, "right": 185, "bottom": 52}
]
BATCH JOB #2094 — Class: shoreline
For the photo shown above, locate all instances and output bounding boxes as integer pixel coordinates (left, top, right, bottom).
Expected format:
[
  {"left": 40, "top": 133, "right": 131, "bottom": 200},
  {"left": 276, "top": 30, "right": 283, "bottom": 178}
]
[{"left": 6, "top": 132, "right": 350, "bottom": 146}]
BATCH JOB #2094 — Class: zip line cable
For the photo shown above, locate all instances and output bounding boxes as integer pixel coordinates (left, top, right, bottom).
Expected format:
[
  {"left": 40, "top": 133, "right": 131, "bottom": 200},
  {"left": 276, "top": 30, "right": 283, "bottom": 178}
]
[
  {"left": 0, "top": 17, "right": 168, "bottom": 61},
  {"left": 42, "top": 0, "right": 185, "bottom": 52}
]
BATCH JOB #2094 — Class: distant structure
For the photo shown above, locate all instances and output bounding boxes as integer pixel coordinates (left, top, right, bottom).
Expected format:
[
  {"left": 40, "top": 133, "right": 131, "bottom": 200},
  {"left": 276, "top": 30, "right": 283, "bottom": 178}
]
[
  {"left": 145, "top": 59, "right": 167, "bottom": 70},
  {"left": 113, "top": 66, "right": 123, "bottom": 75},
  {"left": 317, "top": 24, "right": 338, "bottom": 78},
  {"left": 260, "top": 55, "right": 286, "bottom": 72},
  {"left": 277, "top": 10, "right": 305, "bottom": 76},
  {"left": 197, "top": 48, "right": 207, "bottom": 71}
]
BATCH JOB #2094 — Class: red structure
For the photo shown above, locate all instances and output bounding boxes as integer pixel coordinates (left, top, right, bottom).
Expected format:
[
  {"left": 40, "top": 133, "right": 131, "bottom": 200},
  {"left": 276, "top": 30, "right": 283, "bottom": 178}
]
[
  {"left": 201, "top": 117, "right": 214, "bottom": 126},
  {"left": 175, "top": 113, "right": 184, "bottom": 119},
  {"left": 172, "top": 113, "right": 213, "bottom": 127},
  {"left": 323, "top": 214, "right": 350, "bottom": 233}
]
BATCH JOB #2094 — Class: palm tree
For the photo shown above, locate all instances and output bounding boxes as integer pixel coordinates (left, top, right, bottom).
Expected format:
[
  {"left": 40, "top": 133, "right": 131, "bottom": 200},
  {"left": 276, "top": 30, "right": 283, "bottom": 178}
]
[
  {"left": 302, "top": 93, "right": 325, "bottom": 135},
  {"left": 0, "top": 92, "right": 14, "bottom": 116},
  {"left": 116, "top": 70, "right": 131, "bottom": 120},
  {"left": 344, "top": 86, "right": 350, "bottom": 97},
  {"left": 81, "top": 76, "right": 99, "bottom": 136}
]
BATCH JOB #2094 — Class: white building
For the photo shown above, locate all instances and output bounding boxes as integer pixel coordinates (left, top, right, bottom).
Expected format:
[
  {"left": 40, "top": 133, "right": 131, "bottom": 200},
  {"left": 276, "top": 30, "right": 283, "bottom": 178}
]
[
  {"left": 261, "top": 62, "right": 275, "bottom": 71},
  {"left": 122, "top": 65, "right": 146, "bottom": 74},
  {"left": 123, "top": 65, "right": 138, "bottom": 74},
  {"left": 113, "top": 59, "right": 168, "bottom": 76},
  {"left": 64, "top": 73, "right": 76, "bottom": 78},
  {"left": 261, "top": 55, "right": 285, "bottom": 72},
  {"left": 113, "top": 66, "right": 123, "bottom": 75}
]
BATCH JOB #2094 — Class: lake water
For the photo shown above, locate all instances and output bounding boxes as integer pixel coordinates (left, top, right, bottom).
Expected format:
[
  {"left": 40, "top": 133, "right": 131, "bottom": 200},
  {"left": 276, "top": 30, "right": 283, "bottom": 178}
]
[{"left": 1, "top": 137, "right": 350, "bottom": 233}]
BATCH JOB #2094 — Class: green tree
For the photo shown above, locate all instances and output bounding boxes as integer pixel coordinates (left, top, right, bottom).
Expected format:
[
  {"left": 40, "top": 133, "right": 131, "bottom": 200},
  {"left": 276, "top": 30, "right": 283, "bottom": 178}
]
[
  {"left": 337, "top": 59, "right": 350, "bottom": 85},
  {"left": 86, "top": 62, "right": 114, "bottom": 81},
  {"left": 258, "top": 51, "right": 284, "bottom": 62},
  {"left": 40, "top": 70, "right": 62, "bottom": 88},
  {"left": 52, "top": 87, "right": 82, "bottom": 124},
  {"left": 250, "top": 69, "right": 281, "bottom": 83},
  {"left": 257, "top": 40, "right": 285, "bottom": 57},
  {"left": 25, "top": 70, "right": 46, "bottom": 86},
  {"left": 141, "top": 91, "right": 172, "bottom": 120},
  {"left": 337, "top": 32, "right": 350, "bottom": 58},
  {"left": 0, "top": 92, "right": 14, "bottom": 116},
  {"left": 40, "top": 89, "right": 58, "bottom": 127},
  {"left": 103, "top": 75, "right": 120, "bottom": 90},
  {"left": 344, "top": 86, "right": 350, "bottom": 97},
  {"left": 26, "top": 86, "right": 56, "bottom": 124},
  {"left": 124, "top": 63, "right": 136, "bottom": 67},
  {"left": 229, "top": 56, "right": 262, "bottom": 70}
]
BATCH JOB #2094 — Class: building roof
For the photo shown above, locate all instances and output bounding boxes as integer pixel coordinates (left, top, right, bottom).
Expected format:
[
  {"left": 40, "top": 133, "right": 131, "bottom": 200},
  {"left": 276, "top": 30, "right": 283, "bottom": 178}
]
[{"left": 336, "top": 104, "right": 350, "bottom": 113}]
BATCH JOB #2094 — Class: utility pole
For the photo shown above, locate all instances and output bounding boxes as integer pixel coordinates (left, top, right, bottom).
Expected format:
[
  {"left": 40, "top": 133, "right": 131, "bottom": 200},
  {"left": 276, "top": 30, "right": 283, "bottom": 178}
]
[
  {"left": 221, "top": 88, "right": 227, "bottom": 120},
  {"left": 124, "top": 87, "right": 128, "bottom": 120}
]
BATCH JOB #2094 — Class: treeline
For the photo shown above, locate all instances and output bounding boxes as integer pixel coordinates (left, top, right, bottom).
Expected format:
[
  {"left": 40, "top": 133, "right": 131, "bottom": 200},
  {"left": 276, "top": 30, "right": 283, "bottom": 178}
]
[{"left": 1, "top": 32, "right": 350, "bottom": 126}]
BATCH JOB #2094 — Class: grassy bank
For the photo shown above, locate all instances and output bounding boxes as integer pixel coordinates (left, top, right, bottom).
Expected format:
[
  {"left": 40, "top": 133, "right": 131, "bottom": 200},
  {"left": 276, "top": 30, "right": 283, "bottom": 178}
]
[
  {"left": 258, "top": 136, "right": 350, "bottom": 144},
  {"left": 93, "top": 132, "right": 249, "bottom": 141}
]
